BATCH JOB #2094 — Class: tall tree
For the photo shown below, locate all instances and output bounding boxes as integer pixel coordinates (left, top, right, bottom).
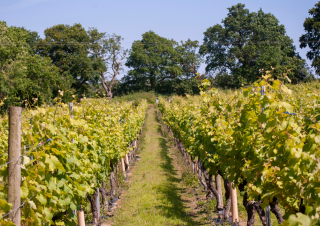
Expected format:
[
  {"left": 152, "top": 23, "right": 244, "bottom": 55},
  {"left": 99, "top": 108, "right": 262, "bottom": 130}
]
[
  {"left": 155, "top": 39, "right": 202, "bottom": 95},
  {"left": 125, "top": 31, "right": 183, "bottom": 91},
  {"left": 300, "top": 1, "right": 320, "bottom": 74},
  {"left": 176, "top": 39, "right": 202, "bottom": 77},
  {"left": 102, "top": 34, "right": 127, "bottom": 99},
  {"left": 200, "top": 4, "right": 310, "bottom": 88},
  {"left": 0, "top": 21, "right": 61, "bottom": 111},
  {"left": 88, "top": 29, "right": 127, "bottom": 99},
  {"left": 36, "top": 24, "right": 101, "bottom": 97}
]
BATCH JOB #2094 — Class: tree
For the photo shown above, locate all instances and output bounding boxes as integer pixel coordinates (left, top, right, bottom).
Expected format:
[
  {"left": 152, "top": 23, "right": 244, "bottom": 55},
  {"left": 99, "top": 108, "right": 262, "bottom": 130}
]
[
  {"left": 36, "top": 24, "right": 102, "bottom": 97},
  {"left": 176, "top": 39, "right": 202, "bottom": 78},
  {"left": 88, "top": 29, "right": 127, "bottom": 99},
  {"left": 155, "top": 39, "right": 202, "bottom": 95},
  {"left": 75, "top": 28, "right": 128, "bottom": 99},
  {"left": 0, "top": 21, "right": 61, "bottom": 111},
  {"left": 125, "top": 31, "right": 183, "bottom": 91},
  {"left": 102, "top": 34, "right": 127, "bottom": 99},
  {"left": 300, "top": 1, "right": 320, "bottom": 75},
  {"left": 200, "top": 4, "right": 310, "bottom": 88}
]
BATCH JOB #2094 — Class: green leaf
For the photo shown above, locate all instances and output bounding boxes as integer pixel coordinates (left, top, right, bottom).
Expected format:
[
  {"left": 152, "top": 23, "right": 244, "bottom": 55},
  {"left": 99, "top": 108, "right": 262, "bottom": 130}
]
[
  {"left": 43, "top": 207, "right": 53, "bottom": 220},
  {"left": 28, "top": 200, "right": 36, "bottom": 209},
  {"left": 258, "top": 114, "right": 267, "bottom": 123},
  {"left": 21, "top": 182, "right": 29, "bottom": 199},
  {"left": 282, "top": 213, "right": 311, "bottom": 226},
  {"left": 79, "top": 135, "right": 88, "bottom": 144},
  {"left": 36, "top": 194, "right": 47, "bottom": 205},
  {"left": 48, "top": 180, "right": 56, "bottom": 191},
  {"left": 70, "top": 201, "right": 77, "bottom": 211},
  {"left": 50, "top": 155, "right": 65, "bottom": 172},
  {"left": 47, "top": 124, "right": 56, "bottom": 134},
  {"left": 0, "top": 199, "right": 12, "bottom": 212}
]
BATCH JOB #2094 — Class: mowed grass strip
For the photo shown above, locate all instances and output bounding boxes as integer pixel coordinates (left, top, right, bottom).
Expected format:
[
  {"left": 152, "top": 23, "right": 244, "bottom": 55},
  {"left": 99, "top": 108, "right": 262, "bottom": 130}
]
[{"left": 112, "top": 106, "right": 196, "bottom": 226}]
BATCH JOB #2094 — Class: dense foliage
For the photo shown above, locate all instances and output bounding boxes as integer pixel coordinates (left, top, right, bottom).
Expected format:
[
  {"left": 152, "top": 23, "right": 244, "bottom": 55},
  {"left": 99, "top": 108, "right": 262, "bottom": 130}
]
[
  {"left": 0, "top": 97, "right": 147, "bottom": 225},
  {"left": 159, "top": 78, "right": 320, "bottom": 225},
  {"left": 121, "top": 31, "right": 202, "bottom": 95},
  {"left": 200, "top": 4, "right": 314, "bottom": 88},
  {"left": 0, "top": 21, "right": 61, "bottom": 110},
  {"left": 300, "top": 1, "right": 320, "bottom": 75},
  {"left": 1, "top": 2, "right": 319, "bottom": 111}
]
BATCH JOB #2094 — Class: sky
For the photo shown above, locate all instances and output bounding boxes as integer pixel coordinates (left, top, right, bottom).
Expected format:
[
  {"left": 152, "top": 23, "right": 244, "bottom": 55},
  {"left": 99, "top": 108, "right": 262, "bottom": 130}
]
[{"left": 0, "top": 0, "right": 318, "bottom": 78}]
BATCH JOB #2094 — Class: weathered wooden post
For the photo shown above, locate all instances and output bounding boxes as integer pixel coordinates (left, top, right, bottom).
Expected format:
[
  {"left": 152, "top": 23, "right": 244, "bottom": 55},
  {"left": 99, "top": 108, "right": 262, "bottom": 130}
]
[
  {"left": 121, "top": 158, "right": 126, "bottom": 177},
  {"left": 78, "top": 210, "right": 85, "bottom": 226},
  {"left": 125, "top": 153, "right": 130, "bottom": 170},
  {"left": 231, "top": 182, "right": 239, "bottom": 223},
  {"left": 8, "top": 106, "right": 21, "bottom": 225},
  {"left": 215, "top": 174, "right": 223, "bottom": 205},
  {"left": 96, "top": 188, "right": 100, "bottom": 219}
]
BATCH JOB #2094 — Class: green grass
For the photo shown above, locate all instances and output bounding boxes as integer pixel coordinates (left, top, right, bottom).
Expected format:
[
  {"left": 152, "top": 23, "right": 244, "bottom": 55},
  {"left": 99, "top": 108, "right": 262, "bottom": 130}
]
[
  {"left": 111, "top": 105, "right": 198, "bottom": 226},
  {"left": 112, "top": 91, "right": 159, "bottom": 104},
  {"left": 107, "top": 104, "right": 286, "bottom": 226}
]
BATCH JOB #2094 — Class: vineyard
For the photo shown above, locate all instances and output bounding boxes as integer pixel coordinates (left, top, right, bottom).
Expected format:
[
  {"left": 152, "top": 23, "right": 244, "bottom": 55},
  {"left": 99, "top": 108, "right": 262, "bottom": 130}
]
[
  {"left": 1, "top": 77, "right": 320, "bottom": 226},
  {"left": 0, "top": 97, "right": 147, "bottom": 225},
  {"left": 158, "top": 75, "right": 320, "bottom": 226}
]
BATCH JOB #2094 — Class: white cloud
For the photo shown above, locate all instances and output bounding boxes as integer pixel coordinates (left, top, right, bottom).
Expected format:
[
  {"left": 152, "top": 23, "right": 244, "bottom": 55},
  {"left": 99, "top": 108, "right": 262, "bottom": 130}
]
[{"left": 0, "top": 0, "right": 48, "bottom": 12}]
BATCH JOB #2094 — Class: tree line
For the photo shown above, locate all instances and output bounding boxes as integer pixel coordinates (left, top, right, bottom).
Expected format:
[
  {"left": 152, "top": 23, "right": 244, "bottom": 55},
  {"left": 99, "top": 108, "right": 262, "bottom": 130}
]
[{"left": 1, "top": 2, "right": 320, "bottom": 110}]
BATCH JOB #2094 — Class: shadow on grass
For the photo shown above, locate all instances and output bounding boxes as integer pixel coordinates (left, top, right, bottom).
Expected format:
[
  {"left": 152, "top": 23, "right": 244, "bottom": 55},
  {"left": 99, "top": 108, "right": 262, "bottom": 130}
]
[{"left": 152, "top": 109, "right": 199, "bottom": 225}]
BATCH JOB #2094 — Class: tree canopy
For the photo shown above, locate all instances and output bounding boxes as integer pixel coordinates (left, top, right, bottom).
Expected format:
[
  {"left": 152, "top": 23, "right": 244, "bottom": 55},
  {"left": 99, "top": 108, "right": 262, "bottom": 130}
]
[
  {"left": 0, "top": 21, "right": 61, "bottom": 111},
  {"left": 1, "top": 2, "right": 318, "bottom": 110},
  {"left": 200, "top": 4, "right": 312, "bottom": 88},
  {"left": 300, "top": 1, "right": 320, "bottom": 74},
  {"left": 36, "top": 24, "right": 103, "bottom": 98},
  {"left": 121, "top": 31, "right": 201, "bottom": 95}
]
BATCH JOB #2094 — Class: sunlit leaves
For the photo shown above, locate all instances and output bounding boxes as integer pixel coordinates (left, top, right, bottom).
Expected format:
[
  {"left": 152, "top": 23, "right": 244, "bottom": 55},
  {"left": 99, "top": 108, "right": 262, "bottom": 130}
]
[
  {"left": 0, "top": 98, "right": 147, "bottom": 225},
  {"left": 158, "top": 78, "right": 320, "bottom": 222}
]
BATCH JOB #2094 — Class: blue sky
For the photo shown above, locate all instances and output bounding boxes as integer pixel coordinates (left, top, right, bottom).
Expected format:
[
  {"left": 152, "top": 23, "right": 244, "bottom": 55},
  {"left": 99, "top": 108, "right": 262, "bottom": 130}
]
[{"left": 1, "top": 0, "right": 318, "bottom": 78}]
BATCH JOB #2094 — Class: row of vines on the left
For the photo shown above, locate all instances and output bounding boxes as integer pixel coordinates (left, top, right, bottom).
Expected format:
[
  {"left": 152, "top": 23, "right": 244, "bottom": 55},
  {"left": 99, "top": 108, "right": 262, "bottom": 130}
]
[{"left": 0, "top": 98, "right": 147, "bottom": 225}]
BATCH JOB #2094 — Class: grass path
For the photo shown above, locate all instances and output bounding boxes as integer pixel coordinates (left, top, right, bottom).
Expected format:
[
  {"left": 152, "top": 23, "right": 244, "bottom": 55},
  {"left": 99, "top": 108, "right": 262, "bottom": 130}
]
[
  {"left": 101, "top": 105, "right": 282, "bottom": 226},
  {"left": 108, "top": 105, "right": 199, "bottom": 226}
]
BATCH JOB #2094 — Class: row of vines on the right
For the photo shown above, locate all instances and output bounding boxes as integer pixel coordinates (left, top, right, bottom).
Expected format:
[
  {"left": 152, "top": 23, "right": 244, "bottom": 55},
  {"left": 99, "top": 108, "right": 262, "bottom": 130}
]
[{"left": 158, "top": 75, "right": 320, "bottom": 226}]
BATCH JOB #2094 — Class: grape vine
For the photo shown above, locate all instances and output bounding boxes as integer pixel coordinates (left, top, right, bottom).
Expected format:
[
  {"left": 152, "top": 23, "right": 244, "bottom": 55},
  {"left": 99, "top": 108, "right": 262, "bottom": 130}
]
[
  {"left": 0, "top": 98, "right": 147, "bottom": 225},
  {"left": 158, "top": 74, "right": 320, "bottom": 225}
]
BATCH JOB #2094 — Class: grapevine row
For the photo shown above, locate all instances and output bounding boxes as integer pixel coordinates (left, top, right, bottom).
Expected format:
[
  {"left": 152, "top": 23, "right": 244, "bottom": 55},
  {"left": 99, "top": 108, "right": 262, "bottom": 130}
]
[
  {"left": 0, "top": 98, "right": 147, "bottom": 225},
  {"left": 158, "top": 76, "right": 320, "bottom": 225}
]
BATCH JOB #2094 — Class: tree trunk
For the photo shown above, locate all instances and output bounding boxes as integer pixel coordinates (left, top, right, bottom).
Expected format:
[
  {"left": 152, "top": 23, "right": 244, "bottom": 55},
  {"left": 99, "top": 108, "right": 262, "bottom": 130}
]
[
  {"left": 198, "top": 160, "right": 207, "bottom": 191},
  {"left": 115, "top": 163, "right": 120, "bottom": 187},
  {"left": 101, "top": 78, "right": 113, "bottom": 100},
  {"left": 254, "top": 201, "right": 267, "bottom": 226},
  {"left": 87, "top": 190, "right": 99, "bottom": 226},
  {"left": 110, "top": 162, "right": 116, "bottom": 199},
  {"left": 224, "top": 178, "right": 232, "bottom": 219},
  {"left": 201, "top": 166, "right": 224, "bottom": 210},
  {"left": 99, "top": 181, "right": 109, "bottom": 209},
  {"left": 150, "top": 76, "right": 156, "bottom": 90},
  {"left": 107, "top": 90, "right": 113, "bottom": 99},
  {"left": 270, "top": 197, "right": 284, "bottom": 224},
  {"left": 243, "top": 192, "right": 256, "bottom": 226}
]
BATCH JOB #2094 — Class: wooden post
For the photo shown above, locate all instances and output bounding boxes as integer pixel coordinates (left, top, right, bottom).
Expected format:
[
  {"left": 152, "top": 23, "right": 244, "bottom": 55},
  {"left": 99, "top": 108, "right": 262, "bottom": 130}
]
[
  {"left": 69, "top": 102, "right": 73, "bottom": 119},
  {"left": 96, "top": 188, "right": 100, "bottom": 219},
  {"left": 231, "top": 182, "right": 239, "bottom": 223},
  {"left": 8, "top": 106, "right": 21, "bottom": 225},
  {"left": 261, "top": 85, "right": 271, "bottom": 225},
  {"left": 78, "top": 210, "right": 85, "bottom": 226},
  {"left": 195, "top": 160, "right": 199, "bottom": 173},
  {"left": 125, "top": 154, "right": 130, "bottom": 170},
  {"left": 215, "top": 174, "right": 223, "bottom": 205},
  {"left": 121, "top": 158, "right": 126, "bottom": 176},
  {"left": 70, "top": 102, "right": 77, "bottom": 216}
]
